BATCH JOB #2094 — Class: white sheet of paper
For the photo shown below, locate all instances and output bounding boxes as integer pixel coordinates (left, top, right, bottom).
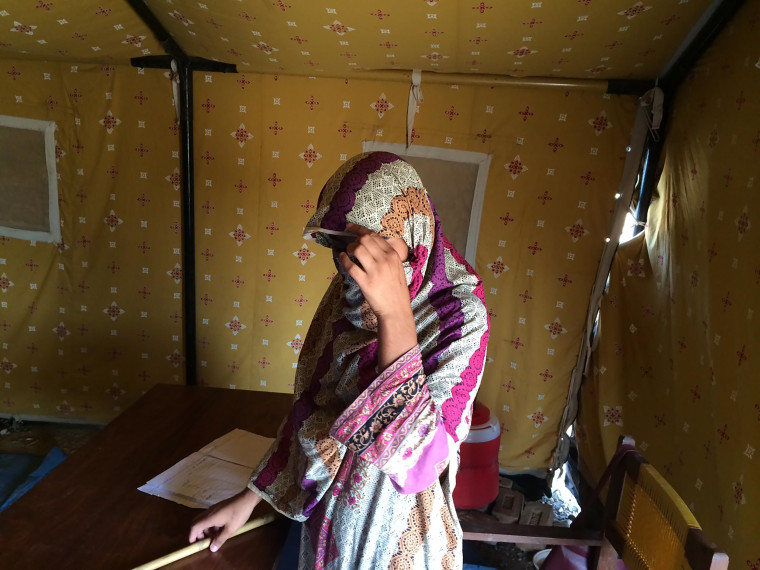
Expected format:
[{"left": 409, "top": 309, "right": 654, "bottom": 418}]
[{"left": 138, "top": 428, "right": 274, "bottom": 508}]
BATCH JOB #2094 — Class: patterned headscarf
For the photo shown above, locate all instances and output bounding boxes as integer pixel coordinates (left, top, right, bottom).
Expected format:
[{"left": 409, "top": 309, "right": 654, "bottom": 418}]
[
  {"left": 252, "top": 152, "right": 489, "bottom": 517},
  {"left": 302, "top": 151, "right": 489, "bottom": 443}
]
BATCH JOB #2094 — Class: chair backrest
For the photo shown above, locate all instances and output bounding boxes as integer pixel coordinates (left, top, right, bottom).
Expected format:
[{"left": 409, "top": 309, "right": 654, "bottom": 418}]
[
  {"left": 458, "top": 438, "right": 728, "bottom": 570},
  {"left": 604, "top": 450, "right": 728, "bottom": 570}
]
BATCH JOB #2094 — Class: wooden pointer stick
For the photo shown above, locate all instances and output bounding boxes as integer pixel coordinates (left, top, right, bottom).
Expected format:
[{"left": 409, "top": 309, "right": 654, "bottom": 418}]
[{"left": 132, "top": 513, "right": 277, "bottom": 570}]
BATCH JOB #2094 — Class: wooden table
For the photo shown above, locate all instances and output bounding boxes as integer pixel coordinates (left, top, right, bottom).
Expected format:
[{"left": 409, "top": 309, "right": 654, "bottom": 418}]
[{"left": 0, "top": 384, "right": 294, "bottom": 570}]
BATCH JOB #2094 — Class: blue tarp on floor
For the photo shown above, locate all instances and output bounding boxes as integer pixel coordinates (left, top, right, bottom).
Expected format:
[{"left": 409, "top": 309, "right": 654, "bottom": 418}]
[{"left": 0, "top": 447, "right": 66, "bottom": 512}]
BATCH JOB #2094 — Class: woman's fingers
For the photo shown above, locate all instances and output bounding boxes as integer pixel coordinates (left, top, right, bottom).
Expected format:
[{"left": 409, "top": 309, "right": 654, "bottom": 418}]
[
  {"left": 340, "top": 236, "right": 392, "bottom": 284},
  {"left": 187, "top": 488, "right": 261, "bottom": 552},
  {"left": 339, "top": 224, "right": 410, "bottom": 318},
  {"left": 189, "top": 510, "right": 223, "bottom": 543},
  {"left": 209, "top": 527, "right": 233, "bottom": 552},
  {"left": 344, "top": 224, "right": 398, "bottom": 269},
  {"left": 189, "top": 515, "right": 233, "bottom": 552},
  {"left": 345, "top": 222, "right": 372, "bottom": 236}
]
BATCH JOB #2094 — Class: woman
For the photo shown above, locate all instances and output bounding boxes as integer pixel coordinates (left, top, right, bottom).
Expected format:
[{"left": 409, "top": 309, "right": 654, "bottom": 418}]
[{"left": 190, "top": 152, "right": 490, "bottom": 568}]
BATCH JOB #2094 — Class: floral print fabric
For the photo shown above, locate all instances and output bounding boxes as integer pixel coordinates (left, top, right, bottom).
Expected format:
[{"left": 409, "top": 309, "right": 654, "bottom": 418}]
[{"left": 247, "top": 152, "right": 490, "bottom": 569}]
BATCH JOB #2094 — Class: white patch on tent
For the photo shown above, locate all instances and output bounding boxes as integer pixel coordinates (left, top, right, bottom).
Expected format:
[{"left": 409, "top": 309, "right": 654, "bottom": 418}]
[
  {"left": 487, "top": 256, "right": 508, "bottom": 277},
  {"left": 230, "top": 123, "right": 253, "bottom": 147},
  {"left": 544, "top": 317, "right": 567, "bottom": 339},
  {"left": 103, "top": 302, "right": 125, "bottom": 322},
  {"left": 1, "top": 357, "right": 17, "bottom": 374},
  {"left": 225, "top": 316, "right": 246, "bottom": 336},
  {"left": 734, "top": 205, "right": 750, "bottom": 241},
  {"left": 293, "top": 243, "right": 316, "bottom": 266},
  {"left": 588, "top": 110, "right": 612, "bottom": 135},
  {"left": 324, "top": 20, "right": 354, "bottom": 35},
  {"left": 565, "top": 219, "right": 590, "bottom": 242},
  {"left": 287, "top": 334, "right": 304, "bottom": 354},
  {"left": 167, "top": 263, "right": 182, "bottom": 284},
  {"left": 505, "top": 155, "right": 528, "bottom": 180},
  {"left": 618, "top": 2, "right": 652, "bottom": 20},
  {"left": 11, "top": 21, "right": 37, "bottom": 35},
  {"left": 104, "top": 210, "right": 123, "bottom": 232},
  {"left": 370, "top": 93, "right": 394, "bottom": 118},
  {"left": 627, "top": 258, "right": 646, "bottom": 277},
  {"left": 603, "top": 405, "right": 623, "bottom": 426},
  {"left": 254, "top": 42, "right": 278, "bottom": 54},
  {"left": 169, "top": 10, "right": 194, "bottom": 26},
  {"left": 527, "top": 407, "right": 549, "bottom": 428},
  {"left": 99, "top": 110, "right": 121, "bottom": 134},
  {"left": 299, "top": 143, "right": 322, "bottom": 167},
  {"left": 165, "top": 167, "right": 181, "bottom": 190},
  {"left": 0, "top": 273, "right": 14, "bottom": 293},
  {"left": 229, "top": 224, "right": 251, "bottom": 246}
]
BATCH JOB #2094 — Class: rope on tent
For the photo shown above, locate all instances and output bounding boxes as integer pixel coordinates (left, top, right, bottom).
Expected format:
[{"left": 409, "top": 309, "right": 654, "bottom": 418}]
[{"left": 406, "top": 69, "right": 423, "bottom": 149}]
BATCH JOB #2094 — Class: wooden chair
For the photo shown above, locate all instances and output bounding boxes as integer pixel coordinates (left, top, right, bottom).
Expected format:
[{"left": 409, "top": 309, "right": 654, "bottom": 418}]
[{"left": 459, "top": 438, "right": 728, "bottom": 570}]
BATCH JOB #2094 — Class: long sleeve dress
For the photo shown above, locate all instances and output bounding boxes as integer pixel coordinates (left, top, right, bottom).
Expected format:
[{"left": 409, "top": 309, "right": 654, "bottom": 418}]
[{"left": 247, "top": 152, "right": 490, "bottom": 570}]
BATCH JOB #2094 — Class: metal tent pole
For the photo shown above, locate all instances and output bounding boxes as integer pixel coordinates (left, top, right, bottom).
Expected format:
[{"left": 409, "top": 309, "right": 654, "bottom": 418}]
[{"left": 125, "top": 0, "right": 235, "bottom": 386}]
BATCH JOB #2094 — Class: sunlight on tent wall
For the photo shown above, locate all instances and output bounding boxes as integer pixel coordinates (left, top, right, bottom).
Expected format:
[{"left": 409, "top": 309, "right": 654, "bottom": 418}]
[{"left": 577, "top": 0, "right": 760, "bottom": 563}]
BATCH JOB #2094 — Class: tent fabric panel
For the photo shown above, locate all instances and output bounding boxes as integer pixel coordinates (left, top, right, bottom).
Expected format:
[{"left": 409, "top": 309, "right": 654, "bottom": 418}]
[
  {"left": 0, "top": 1, "right": 162, "bottom": 65},
  {"left": 191, "top": 72, "right": 411, "bottom": 394},
  {"left": 469, "top": 86, "right": 637, "bottom": 472},
  {"left": 577, "top": 0, "right": 760, "bottom": 564},
  {"left": 141, "top": 0, "right": 714, "bottom": 79},
  {"left": 192, "top": 72, "right": 637, "bottom": 472},
  {"left": 0, "top": 61, "right": 636, "bottom": 472},
  {"left": 0, "top": 60, "right": 182, "bottom": 423}
]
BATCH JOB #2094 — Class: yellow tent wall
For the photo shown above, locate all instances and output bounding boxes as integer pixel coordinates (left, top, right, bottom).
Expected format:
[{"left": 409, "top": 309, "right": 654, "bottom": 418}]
[
  {"left": 192, "top": 73, "right": 637, "bottom": 474},
  {"left": 1, "top": 0, "right": 757, "bottom": 564},
  {"left": 1, "top": 58, "right": 638, "bottom": 474},
  {"left": 0, "top": 60, "right": 183, "bottom": 422},
  {"left": 577, "top": 0, "right": 760, "bottom": 564}
]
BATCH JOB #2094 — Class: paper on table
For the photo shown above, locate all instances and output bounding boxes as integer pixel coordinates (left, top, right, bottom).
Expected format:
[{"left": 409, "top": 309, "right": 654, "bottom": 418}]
[{"left": 138, "top": 428, "right": 274, "bottom": 509}]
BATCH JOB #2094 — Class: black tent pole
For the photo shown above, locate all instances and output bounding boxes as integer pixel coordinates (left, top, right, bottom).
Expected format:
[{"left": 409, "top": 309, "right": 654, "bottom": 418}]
[
  {"left": 178, "top": 62, "right": 197, "bottom": 386},
  {"left": 123, "top": 0, "right": 197, "bottom": 385},
  {"left": 126, "top": 1, "right": 235, "bottom": 386},
  {"left": 633, "top": 0, "right": 745, "bottom": 233}
]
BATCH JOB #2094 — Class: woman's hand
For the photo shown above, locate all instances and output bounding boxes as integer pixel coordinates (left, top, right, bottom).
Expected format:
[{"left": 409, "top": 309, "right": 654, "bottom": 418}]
[
  {"left": 188, "top": 488, "right": 262, "bottom": 552},
  {"left": 339, "top": 223, "right": 417, "bottom": 368},
  {"left": 339, "top": 223, "right": 410, "bottom": 317}
]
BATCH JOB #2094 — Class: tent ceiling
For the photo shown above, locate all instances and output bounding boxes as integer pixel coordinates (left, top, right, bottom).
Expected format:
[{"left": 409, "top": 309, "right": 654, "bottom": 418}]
[
  {"left": 0, "top": 1, "right": 163, "bottom": 65},
  {"left": 1, "top": 0, "right": 715, "bottom": 80}
]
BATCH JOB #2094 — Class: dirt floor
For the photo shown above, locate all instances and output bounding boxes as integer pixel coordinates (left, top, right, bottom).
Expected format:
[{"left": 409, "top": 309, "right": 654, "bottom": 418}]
[
  {"left": 462, "top": 479, "right": 580, "bottom": 570},
  {"left": 0, "top": 417, "right": 102, "bottom": 456}
]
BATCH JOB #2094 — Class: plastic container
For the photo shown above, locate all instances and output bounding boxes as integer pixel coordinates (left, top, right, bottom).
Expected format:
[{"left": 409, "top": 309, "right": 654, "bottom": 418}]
[
  {"left": 532, "top": 548, "right": 552, "bottom": 569},
  {"left": 452, "top": 401, "right": 501, "bottom": 510}
]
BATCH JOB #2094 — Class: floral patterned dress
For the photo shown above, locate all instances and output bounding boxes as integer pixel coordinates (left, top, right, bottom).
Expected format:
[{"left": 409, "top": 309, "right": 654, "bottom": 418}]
[{"left": 248, "top": 152, "right": 490, "bottom": 569}]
